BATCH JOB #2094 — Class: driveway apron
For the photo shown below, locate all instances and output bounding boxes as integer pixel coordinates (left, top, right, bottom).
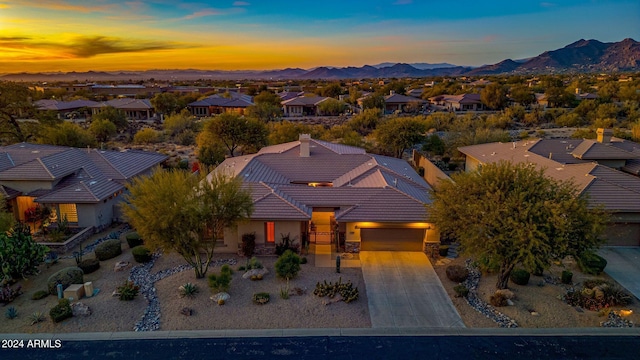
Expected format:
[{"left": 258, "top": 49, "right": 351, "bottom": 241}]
[
  {"left": 360, "top": 251, "right": 465, "bottom": 328},
  {"left": 599, "top": 247, "right": 640, "bottom": 301}
]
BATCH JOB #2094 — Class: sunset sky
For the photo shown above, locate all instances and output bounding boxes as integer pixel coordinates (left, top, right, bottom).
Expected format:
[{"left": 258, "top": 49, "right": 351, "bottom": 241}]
[{"left": 0, "top": 0, "right": 638, "bottom": 73}]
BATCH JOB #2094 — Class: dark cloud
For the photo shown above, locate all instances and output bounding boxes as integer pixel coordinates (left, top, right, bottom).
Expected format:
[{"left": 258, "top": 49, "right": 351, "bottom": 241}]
[{"left": 65, "top": 36, "right": 187, "bottom": 58}]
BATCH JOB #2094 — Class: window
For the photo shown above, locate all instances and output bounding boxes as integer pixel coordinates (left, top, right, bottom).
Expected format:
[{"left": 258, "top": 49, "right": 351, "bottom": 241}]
[
  {"left": 59, "top": 203, "right": 78, "bottom": 223},
  {"left": 265, "top": 222, "right": 275, "bottom": 243}
]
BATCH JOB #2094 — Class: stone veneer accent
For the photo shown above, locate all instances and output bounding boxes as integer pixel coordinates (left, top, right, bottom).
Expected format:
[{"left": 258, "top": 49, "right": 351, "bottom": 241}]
[{"left": 41, "top": 226, "right": 95, "bottom": 254}]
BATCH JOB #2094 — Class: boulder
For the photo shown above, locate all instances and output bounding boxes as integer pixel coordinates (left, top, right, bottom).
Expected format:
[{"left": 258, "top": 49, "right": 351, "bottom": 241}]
[
  {"left": 210, "top": 292, "right": 230, "bottom": 302},
  {"left": 114, "top": 261, "right": 130, "bottom": 272},
  {"left": 242, "top": 268, "right": 269, "bottom": 279},
  {"left": 71, "top": 302, "right": 92, "bottom": 317}
]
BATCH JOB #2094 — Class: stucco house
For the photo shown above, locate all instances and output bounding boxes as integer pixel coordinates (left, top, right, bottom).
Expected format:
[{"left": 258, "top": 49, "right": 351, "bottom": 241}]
[
  {"left": 90, "top": 98, "right": 156, "bottom": 121},
  {"left": 383, "top": 92, "right": 426, "bottom": 114},
  {"left": 188, "top": 93, "right": 254, "bottom": 117},
  {"left": 428, "top": 94, "right": 484, "bottom": 111},
  {"left": 0, "top": 143, "right": 167, "bottom": 231},
  {"left": 209, "top": 135, "right": 438, "bottom": 254},
  {"left": 34, "top": 99, "right": 98, "bottom": 121},
  {"left": 458, "top": 129, "right": 640, "bottom": 246},
  {"left": 281, "top": 96, "right": 329, "bottom": 117}
]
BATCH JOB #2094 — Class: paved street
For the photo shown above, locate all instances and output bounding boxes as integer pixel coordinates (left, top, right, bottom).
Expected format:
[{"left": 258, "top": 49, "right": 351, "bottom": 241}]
[
  {"left": 6, "top": 333, "right": 640, "bottom": 360},
  {"left": 360, "top": 251, "right": 465, "bottom": 328}
]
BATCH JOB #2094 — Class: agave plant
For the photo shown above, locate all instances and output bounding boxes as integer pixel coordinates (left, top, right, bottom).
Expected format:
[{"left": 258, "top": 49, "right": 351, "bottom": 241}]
[
  {"left": 29, "top": 311, "right": 45, "bottom": 325},
  {"left": 178, "top": 283, "right": 199, "bottom": 298},
  {"left": 5, "top": 306, "right": 18, "bottom": 319}
]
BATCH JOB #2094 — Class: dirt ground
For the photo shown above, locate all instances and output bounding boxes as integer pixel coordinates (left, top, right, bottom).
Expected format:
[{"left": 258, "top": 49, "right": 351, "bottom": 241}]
[{"left": 433, "top": 256, "right": 640, "bottom": 328}]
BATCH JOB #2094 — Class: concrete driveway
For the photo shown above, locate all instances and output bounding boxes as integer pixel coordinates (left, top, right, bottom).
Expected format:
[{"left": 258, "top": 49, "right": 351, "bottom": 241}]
[
  {"left": 360, "top": 251, "right": 465, "bottom": 328},
  {"left": 598, "top": 247, "right": 640, "bottom": 301}
]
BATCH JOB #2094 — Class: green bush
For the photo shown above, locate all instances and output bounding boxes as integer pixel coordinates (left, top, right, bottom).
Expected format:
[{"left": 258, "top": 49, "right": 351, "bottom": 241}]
[
  {"left": 0, "top": 229, "right": 48, "bottom": 283},
  {"left": 561, "top": 270, "right": 573, "bottom": 284},
  {"left": 275, "top": 250, "right": 301, "bottom": 280},
  {"left": 78, "top": 258, "right": 100, "bottom": 274},
  {"left": 94, "top": 239, "right": 122, "bottom": 261},
  {"left": 578, "top": 251, "right": 607, "bottom": 275},
  {"left": 247, "top": 257, "right": 263, "bottom": 270},
  {"left": 31, "top": 290, "right": 49, "bottom": 300},
  {"left": 117, "top": 280, "right": 140, "bottom": 301},
  {"left": 252, "top": 292, "right": 270, "bottom": 305},
  {"left": 47, "top": 267, "right": 84, "bottom": 295},
  {"left": 131, "top": 246, "right": 152, "bottom": 263},
  {"left": 208, "top": 266, "right": 232, "bottom": 293},
  {"left": 179, "top": 283, "right": 199, "bottom": 298},
  {"left": 510, "top": 269, "right": 530, "bottom": 285},
  {"left": 453, "top": 284, "right": 469, "bottom": 298},
  {"left": 300, "top": 257, "right": 308, "bottom": 264},
  {"left": 49, "top": 298, "right": 72, "bottom": 323},
  {"left": 445, "top": 265, "right": 469, "bottom": 283},
  {"left": 125, "top": 232, "right": 143, "bottom": 248}
]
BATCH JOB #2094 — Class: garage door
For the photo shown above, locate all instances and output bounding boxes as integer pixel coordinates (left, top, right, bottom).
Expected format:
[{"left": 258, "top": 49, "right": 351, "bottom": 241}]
[
  {"left": 604, "top": 223, "right": 640, "bottom": 246},
  {"left": 360, "top": 228, "right": 425, "bottom": 251}
]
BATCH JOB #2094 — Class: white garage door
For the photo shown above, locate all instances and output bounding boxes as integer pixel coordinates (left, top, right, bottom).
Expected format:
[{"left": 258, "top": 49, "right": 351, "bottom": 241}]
[{"left": 360, "top": 228, "right": 425, "bottom": 251}]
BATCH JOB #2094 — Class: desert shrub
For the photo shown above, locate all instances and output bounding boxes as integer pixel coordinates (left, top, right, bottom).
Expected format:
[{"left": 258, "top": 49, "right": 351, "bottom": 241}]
[
  {"left": 0, "top": 284, "right": 22, "bottom": 304},
  {"left": 94, "top": 239, "right": 122, "bottom": 261},
  {"left": 313, "top": 277, "right": 359, "bottom": 303},
  {"left": 133, "top": 127, "right": 162, "bottom": 144},
  {"left": 439, "top": 245, "right": 449, "bottom": 257},
  {"left": 300, "top": 257, "right": 308, "bottom": 264},
  {"left": 247, "top": 257, "right": 263, "bottom": 270},
  {"left": 47, "top": 267, "right": 83, "bottom": 295},
  {"left": 489, "top": 292, "right": 508, "bottom": 307},
  {"left": 0, "top": 229, "right": 48, "bottom": 283},
  {"left": 577, "top": 251, "right": 607, "bottom": 275},
  {"left": 78, "top": 258, "right": 100, "bottom": 274},
  {"left": 561, "top": 270, "right": 573, "bottom": 284},
  {"left": 49, "top": 298, "right": 72, "bottom": 323},
  {"left": 241, "top": 232, "right": 256, "bottom": 258},
  {"left": 208, "top": 266, "right": 232, "bottom": 293},
  {"left": 131, "top": 246, "right": 152, "bottom": 263},
  {"left": 117, "top": 280, "right": 140, "bottom": 301},
  {"left": 275, "top": 233, "right": 299, "bottom": 256},
  {"left": 275, "top": 250, "right": 301, "bottom": 280},
  {"left": 564, "top": 280, "right": 633, "bottom": 311},
  {"left": 5, "top": 306, "right": 17, "bottom": 319},
  {"left": 445, "top": 265, "right": 469, "bottom": 283},
  {"left": 453, "top": 284, "right": 469, "bottom": 298},
  {"left": 31, "top": 290, "right": 49, "bottom": 300},
  {"left": 510, "top": 269, "right": 530, "bottom": 285},
  {"left": 179, "top": 283, "right": 199, "bottom": 298},
  {"left": 29, "top": 311, "right": 46, "bottom": 325},
  {"left": 252, "top": 292, "right": 270, "bottom": 305},
  {"left": 125, "top": 232, "right": 143, "bottom": 248}
]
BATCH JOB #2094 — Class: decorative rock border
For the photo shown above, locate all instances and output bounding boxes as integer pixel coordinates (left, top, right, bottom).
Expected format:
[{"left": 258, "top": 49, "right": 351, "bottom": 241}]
[
  {"left": 462, "top": 259, "right": 518, "bottom": 328},
  {"left": 129, "top": 252, "right": 237, "bottom": 332}
]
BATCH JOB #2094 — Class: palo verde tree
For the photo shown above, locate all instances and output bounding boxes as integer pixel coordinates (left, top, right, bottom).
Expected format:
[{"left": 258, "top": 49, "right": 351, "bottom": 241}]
[
  {"left": 200, "top": 113, "right": 268, "bottom": 156},
  {"left": 121, "top": 169, "right": 253, "bottom": 278},
  {"left": 427, "top": 161, "right": 608, "bottom": 290},
  {"left": 373, "top": 116, "right": 427, "bottom": 158}
]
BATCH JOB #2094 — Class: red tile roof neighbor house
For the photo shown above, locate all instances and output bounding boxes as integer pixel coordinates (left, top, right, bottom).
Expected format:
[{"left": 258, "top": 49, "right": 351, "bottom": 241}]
[
  {"left": 458, "top": 129, "right": 640, "bottom": 246},
  {"left": 209, "top": 135, "right": 437, "bottom": 253},
  {"left": 0, "top": 143, "right": 167, "bottom": 230}
]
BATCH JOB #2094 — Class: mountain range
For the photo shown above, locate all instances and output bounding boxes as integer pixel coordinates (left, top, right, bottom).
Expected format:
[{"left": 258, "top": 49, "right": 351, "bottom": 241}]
[{"left": 1, "top": 38, "right": 638, "bottom": 82}]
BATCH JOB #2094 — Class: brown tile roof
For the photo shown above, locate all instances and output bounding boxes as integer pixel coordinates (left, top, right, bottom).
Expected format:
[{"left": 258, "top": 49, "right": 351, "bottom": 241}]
[
  {"left": 281, "top": 96, "right": 329, "bottom": 106},
  {"left": 571, "top": 140, "right": 639, "bottom": 160},
  {"left": 212, "top": 138, "right": 432, "bottom": 222},
  {"left": 0, "top": 143, "right": 167, "bottom": 203},
  {"left": 459, "top": 139, "right": 640, "bottom": 213},
  {"left": 384, "top": 93, "right": 425, "bottom": 104}
]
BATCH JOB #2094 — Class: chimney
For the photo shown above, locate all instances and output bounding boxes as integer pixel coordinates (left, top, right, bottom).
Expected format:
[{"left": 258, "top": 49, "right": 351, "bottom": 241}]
[
  {"left": 596, "top": 128, "right": 612, "bottom": 143},
  {"left": 299, "top": 133, "right": 310, "bottom": 157},
  {"left": 389, "top": 90, "right": 395, "bottom": 96},
  {"left": 575, "top": 88, "right": 581, "bottom": 94}
]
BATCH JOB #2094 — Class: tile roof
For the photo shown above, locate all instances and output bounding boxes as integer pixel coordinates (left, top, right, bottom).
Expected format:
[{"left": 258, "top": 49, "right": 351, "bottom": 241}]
[
  {"left": 35, "top": 99, "right": 98, "bottom": 111},
  {"left": 459, "top": 139, "right": 640, "bottom": 213},
  {"left": 384, "top": 93, "right": 425, "bottom": 104},
  {"left": 0, "top": 143, "right": 167, "bottom": 203},
  {"left": 571, "top": 140, "right": 639, "bottom": 160},
  {"left": 91, "top": 98, "right": 153, "bottom": 110},
  {"left": 211, "top": 137, "right": 432, "bottom": 222},
  {"left": 188, "top": 95, "right": 254, "bottom": 107},
  {"left": 281, "top": 96, "right": 329, "bottom": 106}
]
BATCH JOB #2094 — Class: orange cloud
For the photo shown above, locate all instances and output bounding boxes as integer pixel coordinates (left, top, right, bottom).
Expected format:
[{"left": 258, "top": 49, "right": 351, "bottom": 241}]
[{"left": 10, "top": 0, "right": 115, "bottom": 13}]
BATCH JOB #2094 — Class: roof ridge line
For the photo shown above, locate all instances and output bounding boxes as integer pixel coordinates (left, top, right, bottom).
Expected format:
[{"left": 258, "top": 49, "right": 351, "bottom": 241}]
[
  {"left": 36, "top": 158, "right": 55, "bottom": 179},
  {"left": 92, "top": 149, "right": 127, "bottom": 179},
  {"left": 386, "top": 184, "right": 428, "bottom": 204},
  {"left": 270, "top": 187, "right": 311, "bottom": 218},
  {"left": 80, "top": 181, "right": 101, "bottom": 202}
]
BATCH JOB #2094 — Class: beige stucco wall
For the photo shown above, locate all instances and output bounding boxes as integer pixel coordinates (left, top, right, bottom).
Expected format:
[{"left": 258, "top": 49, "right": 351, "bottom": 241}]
[
  {"left": 230, "top": 220, "right": 302, "bottom": 249},
  {"left": 464, "top": 156, "right": 482, "bottom": 172},
  {"left": 76, "top": 199, "right": 116, "bottom": 229}
]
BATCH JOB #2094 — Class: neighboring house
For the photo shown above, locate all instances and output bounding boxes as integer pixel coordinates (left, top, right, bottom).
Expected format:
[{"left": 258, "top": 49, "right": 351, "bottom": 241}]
[
  {"left": 575, "top": 88, "right": 598, "bottom": 101},
  {"left": 34, "top": 99, "right": 98, "bottom": 120},
  {"left": 458, "top": 129, "right": 640, "bottom": 246},
  {"left": 534, "top": 93, "right": 548, "bottom": 108},
  {"left": 281, "top": 96, "right": 329, "bottom": 116},
  {"left": 279, "top": 91, "right": 305, "bottom": 102},
  {"left": 90, "top": 98, "right": 156, "bottom": 121},
  {"left": 0, "top": 143, "right": 167, "bottom": 230},
  {"left": 209, "top": 134, "right": 438, "bottom": 254},
  {"left": 187, "top": 94, "right": 254, "bottom": 117},
  {"left": 383, "top": 92, "right": 426, "bottom": 114},
  {"left": 90, "top": 84, "right": 161, "bottom": 97},
  {"left": 428, "top": 94, "right": 484, "bottom": 111}
]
